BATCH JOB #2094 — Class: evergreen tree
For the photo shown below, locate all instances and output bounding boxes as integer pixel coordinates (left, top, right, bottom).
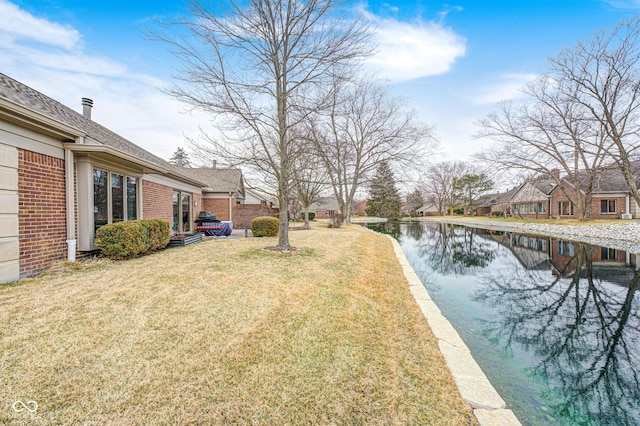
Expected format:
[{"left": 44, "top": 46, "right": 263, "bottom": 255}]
[
  {"left": 405, "top": 189, "right": 425, "bottom": 216},
  {"left": 366, "top": 161, "right": 402, "bottom": 218},
  {"left": 169, "top": 147, "right": 191, "bottom": 168}
]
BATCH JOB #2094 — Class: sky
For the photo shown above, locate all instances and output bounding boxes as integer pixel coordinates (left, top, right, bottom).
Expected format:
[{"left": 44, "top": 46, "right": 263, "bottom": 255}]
[{"left": 2, "top": 0, "right": 640, "bottom": 169}]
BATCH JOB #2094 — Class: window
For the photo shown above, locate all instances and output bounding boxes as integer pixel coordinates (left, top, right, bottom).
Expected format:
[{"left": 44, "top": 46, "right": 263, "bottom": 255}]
[
  {"left": 600, "top": 199, "right": 617, "bottom": 214},
  {"left": 520, "top": 204, "right": 527, "bottom": 214},
  {"left": 513, "top": 205, "right": 518, "bottom": 214},
  {"left": 558, "top": 201, "right": 574, "bottom": 216},
  {"left": 601, "top": 247, "right": 617, "bottom": 260},
  {"left": 529, "top": 203, "right": 535, "bottom": 214},
  {"left": 172, "top": 190, "right": 192, "bottom": 234},
  {"left": 93, "top": 168, "right": 138, "bottom": 233},
  {"left": 558, "top": 241, "right": 575, "bottom": 256},
  {"left": 537, "top": 239, "right": 547, "bottom": 251},
  {"left": 538, "top": 202, "right": 546, "bottom": 214},
  {"left": 127, "top": 177, "right": 137, "bottom": 220}
]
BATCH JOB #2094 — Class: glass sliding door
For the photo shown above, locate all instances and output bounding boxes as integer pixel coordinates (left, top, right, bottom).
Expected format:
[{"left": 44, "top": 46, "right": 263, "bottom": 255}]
[
  {"left": 182, "top": 193, "right": 191, "bottom": 233},
  {"left": 172, "top": 191, "right": 180, "bottom": 234}
]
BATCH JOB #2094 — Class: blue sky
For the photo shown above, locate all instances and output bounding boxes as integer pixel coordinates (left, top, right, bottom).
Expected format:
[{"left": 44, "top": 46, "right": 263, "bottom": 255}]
[{"left": 2, "top": 0, "right": 640, "bottom": 166}]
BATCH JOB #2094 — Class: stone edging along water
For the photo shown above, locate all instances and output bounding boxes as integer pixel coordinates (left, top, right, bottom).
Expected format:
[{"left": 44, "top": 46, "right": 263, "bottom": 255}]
[
  {"left": 413, "top": 217, "right": 640, "bottom": 253},
  {"left": 366, "top": 227, "right": 522, "bottom": 425}
]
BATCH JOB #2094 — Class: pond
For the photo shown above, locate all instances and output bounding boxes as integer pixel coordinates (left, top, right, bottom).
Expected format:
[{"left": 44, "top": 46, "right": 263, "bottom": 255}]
[{"left": 368, "top": 221, "right": 640, "bottom": 426}]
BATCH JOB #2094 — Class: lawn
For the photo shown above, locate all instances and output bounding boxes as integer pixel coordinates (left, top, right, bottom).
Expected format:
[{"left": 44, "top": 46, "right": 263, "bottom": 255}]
[{"left": 0, "top": 223, "right": 476, "bottom": 425}]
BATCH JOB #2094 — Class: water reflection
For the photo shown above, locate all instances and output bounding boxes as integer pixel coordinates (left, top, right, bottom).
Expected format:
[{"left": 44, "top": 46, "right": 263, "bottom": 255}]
[{"left": 372, "top": 222, "right": 640, "bottom": 426}]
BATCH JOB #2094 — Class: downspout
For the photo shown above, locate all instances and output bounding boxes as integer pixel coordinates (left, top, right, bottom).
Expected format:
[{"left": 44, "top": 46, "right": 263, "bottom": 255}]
[
  {"left": 626, "top": 194, "right": 630, "bottom": 218},
  {"left": 64, "top": 146, "right": 76, "bottom": 262},
  {"left": 229, "top": 192, "right": 233, "bottom": 222}
]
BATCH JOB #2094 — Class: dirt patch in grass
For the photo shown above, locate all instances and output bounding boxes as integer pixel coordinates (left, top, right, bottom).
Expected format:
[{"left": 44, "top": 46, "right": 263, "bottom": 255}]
[{"left": 0, "top": 224, "right": 477, "bottom": 425}]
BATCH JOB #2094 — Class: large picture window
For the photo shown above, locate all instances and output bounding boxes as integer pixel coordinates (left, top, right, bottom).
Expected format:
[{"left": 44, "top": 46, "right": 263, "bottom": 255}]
[
  {"left": 600, "top": 199, "right": 617, "bottom": 214},
  {"left": 93, "top": 168, "right": 138, "bottom": 233}
]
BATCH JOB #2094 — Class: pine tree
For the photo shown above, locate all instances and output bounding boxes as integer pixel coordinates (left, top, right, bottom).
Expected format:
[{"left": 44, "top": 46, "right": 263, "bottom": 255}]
[
  {"left": 405, "top": 189, "right": 425, "bottom": 216},
  {"left": 169, "top": 147, "right": 191, "bottom": 168},
  {"left": 366, "top": 161, "right": 402, "bottom": 218}
]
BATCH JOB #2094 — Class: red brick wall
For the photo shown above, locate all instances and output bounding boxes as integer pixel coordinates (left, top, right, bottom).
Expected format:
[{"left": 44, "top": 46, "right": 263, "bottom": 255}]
[
  {"left": 551, "top": 187, "right": 626, "bottom": 219},
  {"left": 203, "top": 198, "right": 232, "bottom": 221},
  {"left": 142, "top": 180, "right": 173, "bottom": 224},
  {"left": 18, "top": 149, "right": 67, "bottom": 277},
  {"left": 233, "top": 204, "right": 274, "bottom": 228}
]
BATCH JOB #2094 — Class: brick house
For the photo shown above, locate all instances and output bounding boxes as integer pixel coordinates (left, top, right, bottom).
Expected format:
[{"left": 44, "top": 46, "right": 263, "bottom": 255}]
[
  {"left": 0, "top": 73, "right": 211, "bottom": 282},
  {"left": 180, "top": 168, "right": 274, "bottom": 228},
  {"left": 550, "top": 168, "right": 639, "bottom": 219},
  {"left": 508, "top": 176, "right": 556, "bottom": 218}
]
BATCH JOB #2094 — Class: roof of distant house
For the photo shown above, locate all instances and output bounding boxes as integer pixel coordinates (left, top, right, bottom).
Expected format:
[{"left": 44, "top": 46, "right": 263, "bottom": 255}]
[
  {"left": 0, "top": 73, "right": 203, "bottom": 186},
  {"left": 180, "top": 168, "right": 244, "bottom": 193}
]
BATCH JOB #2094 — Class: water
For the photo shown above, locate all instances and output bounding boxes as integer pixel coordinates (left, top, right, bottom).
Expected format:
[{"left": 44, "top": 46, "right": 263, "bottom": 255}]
[{"left": 369, "top": 221, "right": 640, "bottom": 426}]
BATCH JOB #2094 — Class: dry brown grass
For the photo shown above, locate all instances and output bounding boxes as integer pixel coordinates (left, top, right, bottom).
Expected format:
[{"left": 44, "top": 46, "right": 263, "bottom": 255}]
[{"left": 1, "top": 223, "right": 477, "bottom": 425}]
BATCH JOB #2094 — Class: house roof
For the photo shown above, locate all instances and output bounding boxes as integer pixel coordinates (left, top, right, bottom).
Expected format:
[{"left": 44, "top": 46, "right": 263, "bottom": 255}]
[
  {"left": 181, "top": 168, "right": 244, "bottom": 193},
  {"left": 311, "top": 197, "right": 341, "bottom": 211},
  {"left": 474, "top": 187, "right": 518, "bottom": 207},
  {"left": 0, "top": 73, "right": 204, "bottom": 186},
  {"left": 561, "top": 166, "right": 635, "bottom": 193}
]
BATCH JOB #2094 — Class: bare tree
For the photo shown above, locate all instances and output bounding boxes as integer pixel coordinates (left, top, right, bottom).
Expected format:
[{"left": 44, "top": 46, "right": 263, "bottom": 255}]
[
  {"left": 478, "top": 76, "right": 610, "bottom": 220},
  {"left": 479, "top": 17, "right": 640, "bottom": 220},
  {"left": 291, "top": 142, "right": 329, "bottom": 229},
  {"left": 550, "top": 17, "right": 640, "bottom": 209},
  {"left": 308, "top": 78, "right": 436, "bottom": 222},
  {"left": 422, "top": 161, "right": 470, "bottom": 215},
  {"left": 155, "top": 0, "right": 372, "bottom": 250}
]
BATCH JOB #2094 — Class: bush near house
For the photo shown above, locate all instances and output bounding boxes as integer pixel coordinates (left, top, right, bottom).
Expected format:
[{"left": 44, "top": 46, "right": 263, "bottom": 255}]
[
  {"left": 252, "top": 216, "right": 280, "bottom": 237},
  {"left": 96, "top": 219, "right": 170, "bottom": 259},
  {"left": 491, "top": 211, "right": 504, "bottom": 217},
  {"left": 302, "top": 212, "right": 316, "bottom": 221}
]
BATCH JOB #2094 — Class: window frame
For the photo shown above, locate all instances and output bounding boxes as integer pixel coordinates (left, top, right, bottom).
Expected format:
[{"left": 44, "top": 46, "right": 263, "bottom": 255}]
[
  {"left": 600, "top": 199, "right": 617, "bottom": 214},
  {"left": 93, "top": 167, "right": 139, "bottom": 234}
]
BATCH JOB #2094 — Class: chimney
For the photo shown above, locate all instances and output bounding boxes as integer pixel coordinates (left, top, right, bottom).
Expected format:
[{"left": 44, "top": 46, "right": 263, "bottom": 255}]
[
  {"left": 550, "top": 168, "right": 560, "bottom": 180},
  {"left": 212, "top": 160, "right": 217, "bottom": 169},
  {"left": 82, "top": 98, "right": 93, "bottom": 120}
]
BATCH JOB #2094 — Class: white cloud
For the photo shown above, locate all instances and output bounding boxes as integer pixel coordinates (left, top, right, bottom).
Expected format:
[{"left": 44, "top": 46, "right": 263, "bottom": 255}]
[
  {"left": 602, "top": 0, "right": 640, "bottom": 9},
  {"left": 0, "top": 0, "right": 80, "bottom": 49},
  {"left": 0, "top": 1, "right": 206, "bottom": 161},
  {"left": 472, "top": 73, "right": 537, "bottom": 105},
  {"left": 364, "top": 11, "right": 467, "bottom": 82}
]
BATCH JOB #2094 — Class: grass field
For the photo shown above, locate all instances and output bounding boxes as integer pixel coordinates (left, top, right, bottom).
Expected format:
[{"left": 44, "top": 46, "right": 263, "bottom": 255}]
[{"left": 0, "top": 223, "right": 476, "bottom": 425}]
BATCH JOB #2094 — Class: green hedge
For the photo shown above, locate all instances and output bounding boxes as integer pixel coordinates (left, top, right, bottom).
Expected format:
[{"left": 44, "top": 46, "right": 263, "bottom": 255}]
[
  {"left": 302, "top": 212, "right": 315, "bottom": 221},
  {"left": 252, "top": 216, "right": 279, "bottom": 237},
  {"left": 95, "top": 219, "right": 170, "bottom": 260}
]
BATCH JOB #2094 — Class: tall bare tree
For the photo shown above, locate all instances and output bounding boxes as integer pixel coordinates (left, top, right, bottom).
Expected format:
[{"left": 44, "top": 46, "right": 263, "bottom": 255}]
[
  {"left": 308, "top": 78, "right": 436, "bottom": 222},
  {"left": 422, "top": 161, "right": 470, "bottom": 215},
  {"left": 479, "top": 17, "right": 640, "bottom": 220},
  {"left": 156, "top": 0, "right": 371, "bottom": 250},
  {"left": 550, "top": 17, "right": 640, "bottom": 209}
]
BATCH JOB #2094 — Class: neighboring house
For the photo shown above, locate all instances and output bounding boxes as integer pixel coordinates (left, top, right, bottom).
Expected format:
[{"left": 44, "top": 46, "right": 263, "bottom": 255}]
[
  {"left": 0, "top": 73, "right": 210, "bottom": 282},
  {"left": 311, "top": 198, "right": 341, "bottom": 218},
  {"left": 509, "top": 176, "right": 556, "bottom": 218},
  {"left": 180, "top": 168, "right": 275, "bottom": 228},
  {"left": 352, "top": 200, "right": 368, "bottom": 216},
  {"left": 550, "top": 167, "right": 639, "bottom": 219},
  {"left": 416, "top": 203, "right": 440, "bottom": 216},
  {"left": 474, "top": 188, "right": 517, "bottom": 216},
  {"left": 244, "top": 187, "right": 277, "bottom": 209},
  {"left": 180, "top": 167, "right": 245, "bottom": 221}
]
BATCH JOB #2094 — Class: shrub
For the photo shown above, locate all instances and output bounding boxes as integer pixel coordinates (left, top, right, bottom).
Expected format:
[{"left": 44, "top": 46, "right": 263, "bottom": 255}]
[
  {"left": 252, "top": 216, "right": 280, "bottom": 237},
  {"left": 491, "top": 211, "right": 504, "bottom": 217},
  {"left": 302, "top": 212, "right": 315, "bottom": 221},
  {"left": 96, "top": 221, "right": 150, "bottom": 260},
  {"left": 95, "top": 219, "right": 170, "bottom": 259},
  {"left": 147, "top": 219, "right": 170, "bottom": 250},
  {"left": 453, "top": 208, "right": 464, "bottom": 215}
]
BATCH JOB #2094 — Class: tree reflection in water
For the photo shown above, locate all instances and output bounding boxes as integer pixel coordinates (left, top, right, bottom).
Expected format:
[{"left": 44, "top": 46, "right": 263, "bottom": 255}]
[
  {"left": 475, "top": 240, "right": 640, "bottom": 425},
  {"left": 371, "top": 222, "right": 640, "bottom": 425}
]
